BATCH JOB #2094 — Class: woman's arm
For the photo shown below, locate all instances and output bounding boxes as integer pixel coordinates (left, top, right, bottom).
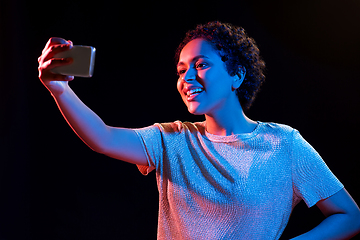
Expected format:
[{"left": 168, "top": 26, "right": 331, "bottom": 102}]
[
  {"left": 291, "top": 188, "right": 360, "bottom": 240},
  {"left": 38, "top": 37, "right": 148, "bottom": 166}
]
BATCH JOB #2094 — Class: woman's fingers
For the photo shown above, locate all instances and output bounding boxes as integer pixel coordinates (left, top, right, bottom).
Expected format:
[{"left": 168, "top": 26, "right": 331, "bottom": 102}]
[
  {"left": 39, "top": 68, "right": 74, "bottom": 82},
  {"left": 43, "top": 58, "right": 73, "bottom": 70},
  {"left": 38, "top": 38, "right": 74, "bottom": 96},
  {"left": 38, "top": 58, "right": 73, "bottom": 81},
  {"left": 39, "top": 44, "right": 72, "bottom": 64},
  {"left": 39, "top": 37, "right": 73, "bottom": 64},
  {"left": 53, "top": 74, "right": 74, "bottom": 81},
  {"left": 42, "top": 37, "right": 70, "bottom": 54},
  {"left": 38, "top": 37, "right": 74, "bottom": 82}
]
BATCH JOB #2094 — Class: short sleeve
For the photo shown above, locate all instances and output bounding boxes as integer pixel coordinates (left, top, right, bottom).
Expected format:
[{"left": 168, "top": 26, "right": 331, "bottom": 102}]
[
  {"left": 291, "top": 130, "right": 344, "bottom": 207},
  {"left": 133, "top": 124, "right": 163, "bottom": 175}
]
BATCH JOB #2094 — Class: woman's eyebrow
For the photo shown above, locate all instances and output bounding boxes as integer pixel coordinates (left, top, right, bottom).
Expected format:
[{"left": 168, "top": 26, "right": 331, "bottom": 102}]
[{"left": 177, "top": 55, "right": 209, "bottom": 67}]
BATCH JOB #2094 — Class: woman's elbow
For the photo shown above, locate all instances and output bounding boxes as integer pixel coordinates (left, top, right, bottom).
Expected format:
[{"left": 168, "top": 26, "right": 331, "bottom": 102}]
[
  {"left": 352, "top": 209, "right": 360, "bottom": 234},
  {"left": 344, "top": 206, "right": 360, "bottom": 238}
]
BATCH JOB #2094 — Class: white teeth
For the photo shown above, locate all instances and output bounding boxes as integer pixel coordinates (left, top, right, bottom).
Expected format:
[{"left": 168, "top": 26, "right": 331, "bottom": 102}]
[{"left": 187, "top": 88, "right": 203, "bottom": 96}]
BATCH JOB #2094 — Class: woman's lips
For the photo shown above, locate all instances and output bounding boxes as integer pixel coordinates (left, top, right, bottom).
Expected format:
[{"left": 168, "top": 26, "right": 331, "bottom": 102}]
[{"left": 186, "top": 88, "right": 204, "bottom": 101}]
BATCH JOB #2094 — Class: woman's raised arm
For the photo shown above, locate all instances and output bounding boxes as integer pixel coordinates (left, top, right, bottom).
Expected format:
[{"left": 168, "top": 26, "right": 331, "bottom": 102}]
[{"left": 37, "top": 37, "right": 148, "bottom": 166}]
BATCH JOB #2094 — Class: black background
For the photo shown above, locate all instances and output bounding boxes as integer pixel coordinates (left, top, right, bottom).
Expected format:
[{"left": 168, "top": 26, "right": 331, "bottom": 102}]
[{"left": 1, "top": 0, "right": 359, "bottom": 239}]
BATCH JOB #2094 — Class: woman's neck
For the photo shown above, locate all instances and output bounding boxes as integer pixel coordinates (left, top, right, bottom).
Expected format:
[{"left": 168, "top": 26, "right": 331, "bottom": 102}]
[{"left": 204, "top": 102, "right": 257, "bottom": 136}]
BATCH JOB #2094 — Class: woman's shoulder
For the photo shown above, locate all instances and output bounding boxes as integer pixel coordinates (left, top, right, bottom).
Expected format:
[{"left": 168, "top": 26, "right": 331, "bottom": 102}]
[
  {"left": 261, "top": 121, "right": 295, "bottom": 131},
  {"left": 258, "top": 121, "right": 297, "bottom": 138},
  {"left": 156, "top": 120, "right": 206, "bottom": 134}
]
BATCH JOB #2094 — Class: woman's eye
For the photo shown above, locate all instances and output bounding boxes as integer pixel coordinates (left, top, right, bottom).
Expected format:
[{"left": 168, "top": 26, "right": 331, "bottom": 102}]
[
  {"left": 196, "top": 62, "right": 207, "bottom": 69},
  {"left": 178, "top": 69, "right": 186, "bottom": 75}
]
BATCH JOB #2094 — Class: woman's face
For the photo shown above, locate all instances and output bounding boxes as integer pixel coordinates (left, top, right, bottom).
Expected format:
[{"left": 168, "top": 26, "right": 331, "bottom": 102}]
[{"left": 177, "top": 38, "right": 240, "bottom": 116}]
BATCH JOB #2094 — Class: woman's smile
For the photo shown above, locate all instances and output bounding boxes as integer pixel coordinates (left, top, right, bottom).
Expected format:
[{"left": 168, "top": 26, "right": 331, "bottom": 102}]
[{"left": 185, "top": 87, "right": 204, "bottom": 101}]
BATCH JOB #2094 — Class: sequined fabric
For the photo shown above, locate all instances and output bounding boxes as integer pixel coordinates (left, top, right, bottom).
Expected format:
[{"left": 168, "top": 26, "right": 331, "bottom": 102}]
[{"left": 134, "top": 121, "right": 343, "bottom": 240}]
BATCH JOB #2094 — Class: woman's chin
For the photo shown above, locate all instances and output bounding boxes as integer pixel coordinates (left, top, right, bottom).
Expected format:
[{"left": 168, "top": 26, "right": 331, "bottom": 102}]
[
  {"left": 187, "top": 104, "right": 206, "bottom": 115},
  {"left": 189, "top": 110, "right": 204, "bottom": 116}
]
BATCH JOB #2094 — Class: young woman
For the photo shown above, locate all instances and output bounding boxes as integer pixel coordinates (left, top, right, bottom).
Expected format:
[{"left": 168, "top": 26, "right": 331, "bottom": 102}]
[{"left": 38, "top": 21, "right": 360, "bottom": 239}]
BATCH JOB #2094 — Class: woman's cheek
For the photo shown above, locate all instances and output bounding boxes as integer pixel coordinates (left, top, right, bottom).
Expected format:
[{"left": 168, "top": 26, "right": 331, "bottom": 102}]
[{"left": 176, "top": 78, "right": 183, "bottom": 94}]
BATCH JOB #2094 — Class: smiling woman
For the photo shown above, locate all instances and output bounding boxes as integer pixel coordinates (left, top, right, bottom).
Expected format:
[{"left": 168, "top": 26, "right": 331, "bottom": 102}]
[
  {"left": 37, "top": 21, "right": 360, "bottom": 240},
  {"left": 176, "top": 39, "right": 242, "bottom": 116},
  {"left": 175, "top": 21, "right": 266, "bottom": 111}
]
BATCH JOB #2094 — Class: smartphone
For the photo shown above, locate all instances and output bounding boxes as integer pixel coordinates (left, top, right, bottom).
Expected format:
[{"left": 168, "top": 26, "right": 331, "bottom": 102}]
[{"left": 52, "top": 45, "right": 96, "bottom": 77}]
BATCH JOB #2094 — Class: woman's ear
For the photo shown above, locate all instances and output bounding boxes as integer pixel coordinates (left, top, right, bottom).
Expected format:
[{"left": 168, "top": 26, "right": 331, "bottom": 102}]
[{"left": 232, "top": 66, "right": 246, "bottom": 90}]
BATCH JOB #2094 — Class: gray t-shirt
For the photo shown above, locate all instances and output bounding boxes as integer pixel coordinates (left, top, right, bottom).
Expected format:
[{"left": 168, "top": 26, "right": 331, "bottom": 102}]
[{"left": 134, "top": 121, "right": 343, "bottom": 240}]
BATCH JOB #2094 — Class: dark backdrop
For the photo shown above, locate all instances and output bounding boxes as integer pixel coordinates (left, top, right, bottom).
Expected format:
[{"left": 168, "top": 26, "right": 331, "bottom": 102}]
[{"left": 1, "top": 0, "right": 359, "bottom": 239}]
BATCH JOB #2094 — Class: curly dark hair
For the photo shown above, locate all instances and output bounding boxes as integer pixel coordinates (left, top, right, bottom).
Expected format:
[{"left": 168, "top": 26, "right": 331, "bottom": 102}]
[{"left": 175, "top": 21, "right": 266, "bottom": 110}]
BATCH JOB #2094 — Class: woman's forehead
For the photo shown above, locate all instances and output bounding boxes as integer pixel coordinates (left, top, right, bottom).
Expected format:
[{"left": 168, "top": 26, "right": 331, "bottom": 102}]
[{"left": 178, "top": 38, "right": 219, "bottom": 64}]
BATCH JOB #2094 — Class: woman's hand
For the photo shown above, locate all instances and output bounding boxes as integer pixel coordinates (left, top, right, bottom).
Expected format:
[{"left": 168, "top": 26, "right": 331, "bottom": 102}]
[{"left": 38, "top": 37, "right": 74, "bottom": 96}]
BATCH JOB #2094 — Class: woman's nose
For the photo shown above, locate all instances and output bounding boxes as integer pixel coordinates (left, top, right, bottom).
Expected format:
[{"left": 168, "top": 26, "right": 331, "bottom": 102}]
[{"left": 183, "top": 68, "right": 196, "bottom": 82}]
